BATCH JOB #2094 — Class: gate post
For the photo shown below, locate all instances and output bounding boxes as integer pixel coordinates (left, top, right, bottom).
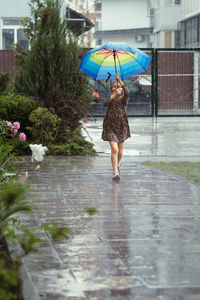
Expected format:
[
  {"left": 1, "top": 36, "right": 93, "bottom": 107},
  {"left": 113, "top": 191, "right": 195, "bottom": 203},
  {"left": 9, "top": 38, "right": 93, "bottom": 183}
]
[
  {"left": 193, "top": 51, "right": 199, "bottom": 112},
  {"left": 151, "top": 48, "right": 155, "bottom": 117},
  {"left": 152, "top": 48, "right": 158, "bottom": 118}
]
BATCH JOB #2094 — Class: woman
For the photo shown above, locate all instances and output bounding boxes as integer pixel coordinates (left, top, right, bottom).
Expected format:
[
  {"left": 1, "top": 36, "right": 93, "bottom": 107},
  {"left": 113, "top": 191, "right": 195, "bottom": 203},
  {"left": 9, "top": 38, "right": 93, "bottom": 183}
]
[{"left": 102, "top": 74, "right": 131, "bottom": 180}]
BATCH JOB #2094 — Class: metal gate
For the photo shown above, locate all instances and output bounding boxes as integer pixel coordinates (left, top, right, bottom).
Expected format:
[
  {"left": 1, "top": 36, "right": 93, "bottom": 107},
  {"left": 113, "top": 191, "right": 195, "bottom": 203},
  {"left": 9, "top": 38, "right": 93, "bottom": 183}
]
[
  {"left": 154, "top": 48, "right": 200, "bottom": 116},
  {"left": 91, "top": 48, "right": 200, "bottom": 117}
]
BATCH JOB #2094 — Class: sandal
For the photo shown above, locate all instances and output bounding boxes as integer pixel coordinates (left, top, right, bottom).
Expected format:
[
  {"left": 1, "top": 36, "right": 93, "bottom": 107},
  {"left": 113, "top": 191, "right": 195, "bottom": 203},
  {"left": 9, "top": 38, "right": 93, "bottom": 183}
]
[
  {"left": 118, "top": 165, "right": 120, "bottom": 175},
  {"left": 112, "top": 171, "right": 120, "bottom": 180}
]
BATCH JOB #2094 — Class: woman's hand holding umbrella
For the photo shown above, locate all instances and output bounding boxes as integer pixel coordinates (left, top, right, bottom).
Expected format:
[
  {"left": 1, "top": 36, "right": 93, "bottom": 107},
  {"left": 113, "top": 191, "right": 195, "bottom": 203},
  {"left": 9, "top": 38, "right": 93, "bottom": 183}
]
[{"left": 115, "top": 74, "right": 124, "bottom": 88}]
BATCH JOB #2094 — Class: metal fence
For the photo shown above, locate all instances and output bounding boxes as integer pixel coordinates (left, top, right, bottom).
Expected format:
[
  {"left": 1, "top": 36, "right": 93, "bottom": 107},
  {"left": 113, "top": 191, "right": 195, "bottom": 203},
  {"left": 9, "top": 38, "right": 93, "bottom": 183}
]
[
  {"left": 91, "top": 48, "right": 200, "bottom": 117},
  {"left": 0, "top": 50, "right": 18, "bottom": 78},
  {"left": 154, "top": 48, "right": 200, "bottom": 116},
  {"left": 1, "top": 49, "right": 200, "bottom": 117}
]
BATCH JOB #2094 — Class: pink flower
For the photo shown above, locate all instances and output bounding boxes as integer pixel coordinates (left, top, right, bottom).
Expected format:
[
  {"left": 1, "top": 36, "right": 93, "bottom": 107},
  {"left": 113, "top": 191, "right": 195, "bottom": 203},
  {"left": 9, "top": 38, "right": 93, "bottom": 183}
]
[
  {"left": 19, "top": 132, "right": 26, "bottom": 142},
  {"left": 18, "top": 171, "right": 28, "bottom": 182},
  {"left": 13, "top": 122, "right": 20, "bottom": 129},
  {"left": 11, "top": 127, "right": 18, "bottom": 134},
  {"left": 6, "top": 121, "right": 12, "bottom": 127}
]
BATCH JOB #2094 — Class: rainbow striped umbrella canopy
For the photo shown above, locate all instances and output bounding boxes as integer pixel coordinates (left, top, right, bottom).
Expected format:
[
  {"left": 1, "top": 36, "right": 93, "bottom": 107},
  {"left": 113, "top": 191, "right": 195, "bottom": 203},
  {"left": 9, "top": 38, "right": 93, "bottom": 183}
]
[{"left": 79, "top": 42, "right": 152, "bottom": 81}]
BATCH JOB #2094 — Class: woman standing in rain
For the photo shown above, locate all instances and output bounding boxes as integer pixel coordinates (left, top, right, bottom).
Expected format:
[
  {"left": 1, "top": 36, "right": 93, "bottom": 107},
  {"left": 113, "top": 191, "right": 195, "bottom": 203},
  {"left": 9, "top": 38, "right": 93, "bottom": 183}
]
[{"left": 102, "top": 74, "right": 131, "bottom": 180}]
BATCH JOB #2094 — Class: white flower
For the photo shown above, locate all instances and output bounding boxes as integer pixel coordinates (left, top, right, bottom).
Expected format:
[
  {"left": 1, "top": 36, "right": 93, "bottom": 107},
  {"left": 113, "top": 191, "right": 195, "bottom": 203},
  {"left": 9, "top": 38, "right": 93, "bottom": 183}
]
[{"left": 29, "top": 144, "right": 48, "bottom": 162}]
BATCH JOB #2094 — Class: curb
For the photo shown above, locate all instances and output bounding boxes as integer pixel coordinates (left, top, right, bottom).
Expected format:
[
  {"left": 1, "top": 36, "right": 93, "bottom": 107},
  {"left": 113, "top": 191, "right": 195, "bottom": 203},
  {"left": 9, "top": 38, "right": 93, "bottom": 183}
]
[{"left": 7, "top": 239, "right": 40, "bottom": 300}]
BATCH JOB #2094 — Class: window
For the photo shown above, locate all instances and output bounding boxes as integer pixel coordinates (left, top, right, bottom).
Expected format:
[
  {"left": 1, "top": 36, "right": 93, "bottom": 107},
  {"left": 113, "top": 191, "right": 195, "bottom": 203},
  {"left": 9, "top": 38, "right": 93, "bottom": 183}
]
[
  {"left": 95, "top": 21, "right": 102, "bottom": 30},
  {"left": 17, "top": 29, "right": 29, "bottom": 50},
  {"left": 2, "top": 18, "right": 29, "bottom": 50},
  {"left": 175, "top": 0, "right": 181, "bottom": 4},
  {"left": 96, "top": 39, "right": 102, "bottom": 46},
  {"left": 96, "top": 1, "right": 102, "bottom": 11},
  {"left": 2, "top": 29, "right": 14, "bottom": 49},
  {"left": 165, "top": 0, "right": 172, "bottom": 4},
  {"left": 3, "top": 19, "right": 21, "bottom": 25},
  {"left": 186, "top": 19, "right": 193, "bottom": 45}
]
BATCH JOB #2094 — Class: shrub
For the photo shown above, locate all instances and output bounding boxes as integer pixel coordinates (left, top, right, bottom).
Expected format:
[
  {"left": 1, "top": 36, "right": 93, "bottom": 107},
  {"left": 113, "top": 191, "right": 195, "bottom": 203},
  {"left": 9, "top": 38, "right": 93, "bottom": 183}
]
[
  {"left": 0, "top": 257, "right": 21, "bottom": 300},
  {"left": 49, "top": 127, "right": 96, "bottom": 155},
  {"left": 0, "top": 143, "right": 16, "bottom": 183},
  {"left": 0, "top": 72, "right": 10, "bottom": 93},
  {"left": 27, "top": 107, "right": 61, "bottom": 145},
  {"left": 0, "top": 93, "right": 37, "bottom": 137},
  {"left": 0, "top": 119, "right": 29, "bottom": 156}
]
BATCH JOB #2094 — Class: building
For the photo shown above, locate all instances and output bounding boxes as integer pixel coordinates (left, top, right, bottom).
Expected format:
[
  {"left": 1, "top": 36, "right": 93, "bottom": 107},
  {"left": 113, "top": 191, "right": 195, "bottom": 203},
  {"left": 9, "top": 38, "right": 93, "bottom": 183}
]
[
  {"left": 0, "top": 0, "right": 67, "bottom": 50},
  {"left": 66, "top": 0, "right": 102, "bottom": 47},
  {"left": 66, "top": 7, "right": 94, "bottom": 37},
  {"left": 178, "top": 0, "right": 200, "bottom": 47},
  {"left": 0, "top": 0, "right": 30, "bottom": 50},
  {"left": 94, "top": 0, "right": 153, "bottom": 48},
  {"left": 152, "top": 0, "right": 181, "bottom": 48}
]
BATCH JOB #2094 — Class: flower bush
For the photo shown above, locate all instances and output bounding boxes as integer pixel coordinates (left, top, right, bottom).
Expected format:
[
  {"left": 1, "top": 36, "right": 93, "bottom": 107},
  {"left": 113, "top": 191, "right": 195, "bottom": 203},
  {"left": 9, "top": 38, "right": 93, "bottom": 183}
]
[
  {"left": 0, "top": 119, "right": 28, "bottom": 156},
  {"left": 5, "top": 120, "right": 26, "bottom": 141},
  {"left": 27, "top": 107, "right": 61, "bottom": 145},
  {"left": 0, "top": 92, "right": 37, "bottom": 137}
]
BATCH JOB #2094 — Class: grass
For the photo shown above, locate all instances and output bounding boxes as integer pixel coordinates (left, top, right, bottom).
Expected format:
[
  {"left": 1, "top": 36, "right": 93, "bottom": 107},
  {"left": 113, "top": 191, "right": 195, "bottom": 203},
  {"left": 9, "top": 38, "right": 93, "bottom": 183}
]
[{"left": 142, "top": 161, "right": 200, "bottom": 183}]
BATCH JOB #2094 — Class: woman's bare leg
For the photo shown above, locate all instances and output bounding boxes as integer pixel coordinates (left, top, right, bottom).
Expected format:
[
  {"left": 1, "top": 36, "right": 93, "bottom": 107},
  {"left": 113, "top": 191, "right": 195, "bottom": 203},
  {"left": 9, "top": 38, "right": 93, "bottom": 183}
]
[
  {"left": 109, "top": 141, "right": 118, "bottom": 172},
  {"left": 117, "top": 142, "right": 124, "bottom": 167}
]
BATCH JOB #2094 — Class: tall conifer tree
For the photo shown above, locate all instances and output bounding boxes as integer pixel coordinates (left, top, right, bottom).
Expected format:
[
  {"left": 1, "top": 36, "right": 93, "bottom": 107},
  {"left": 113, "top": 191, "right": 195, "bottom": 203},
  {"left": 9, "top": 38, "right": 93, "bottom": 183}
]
[{"left": 14, "top": 0, "right": 91, "bottom": 130}]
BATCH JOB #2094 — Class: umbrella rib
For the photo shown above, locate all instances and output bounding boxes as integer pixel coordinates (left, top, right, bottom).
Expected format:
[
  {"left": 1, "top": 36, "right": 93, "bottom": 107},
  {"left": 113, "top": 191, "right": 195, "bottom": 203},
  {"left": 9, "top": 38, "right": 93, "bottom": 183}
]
[
  {"left": 116, "top": 53, "right": 123, "bottom": 80},
  {"left": 95, "top": 51, "right": 113, "bottom": 80},
  {"left": 124, "top": 52, "right": 149, "bottom": 73},
  {"left": 94, "top": 49, "right": 111, "bottom": 55}
]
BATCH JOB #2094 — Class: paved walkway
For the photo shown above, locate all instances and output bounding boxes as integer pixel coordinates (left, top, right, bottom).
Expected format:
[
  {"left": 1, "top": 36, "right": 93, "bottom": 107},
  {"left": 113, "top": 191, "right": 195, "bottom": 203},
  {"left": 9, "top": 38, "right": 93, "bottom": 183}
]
[{"left": 14, "top": 117, "right": 200, "bottom": 300}]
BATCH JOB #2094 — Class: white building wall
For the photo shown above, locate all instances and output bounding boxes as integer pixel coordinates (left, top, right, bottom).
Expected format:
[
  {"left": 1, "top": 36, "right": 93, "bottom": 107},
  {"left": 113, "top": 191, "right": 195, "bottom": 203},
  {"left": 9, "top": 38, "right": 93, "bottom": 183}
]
[
  {"left": 154, "top": 1, "right": 181, "bottom": 32},
  {"left": 101, "top": 33, "right": 148, "bottom": 48},
  {"left": 181, "top": 0, "right": 200, "bottom": 19},
  {"left": 102, "top": 0, "right": 150, "bottom": 30},
  {"left": 153, "top": 0, "right": 181, "bottom": 47},
  {"left": 0, "top": 0, "right": 30, "bottom": 18},
  {"left": 98, "top": 0, "right": 152, "bottom": 48}
]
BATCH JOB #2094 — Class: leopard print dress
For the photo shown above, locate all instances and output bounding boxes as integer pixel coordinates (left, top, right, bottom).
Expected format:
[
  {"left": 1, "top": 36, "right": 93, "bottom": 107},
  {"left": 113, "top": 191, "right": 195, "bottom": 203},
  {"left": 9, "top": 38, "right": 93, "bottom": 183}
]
[{"left": 101, "top": 86, "right": 131, "bottom": 143}]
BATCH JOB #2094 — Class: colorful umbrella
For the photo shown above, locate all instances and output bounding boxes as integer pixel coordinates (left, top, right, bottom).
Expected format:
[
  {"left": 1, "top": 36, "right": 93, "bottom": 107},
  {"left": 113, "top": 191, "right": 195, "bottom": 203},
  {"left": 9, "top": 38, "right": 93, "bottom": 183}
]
[{"left": 79, "top": 42, "right": 152, "bottom": 81}]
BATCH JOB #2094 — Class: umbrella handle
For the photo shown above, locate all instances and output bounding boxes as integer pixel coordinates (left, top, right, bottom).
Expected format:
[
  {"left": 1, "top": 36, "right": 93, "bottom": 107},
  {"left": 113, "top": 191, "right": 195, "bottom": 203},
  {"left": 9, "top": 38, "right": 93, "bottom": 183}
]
[
  {"left": 113, "top": 50, "right": 117, "bottom": 76},
  {"left": 113, "top": 50, "right": 120, "bottom": 87},
  {"left": 105, "top": 72, "right": 111, "bottom": 83}
]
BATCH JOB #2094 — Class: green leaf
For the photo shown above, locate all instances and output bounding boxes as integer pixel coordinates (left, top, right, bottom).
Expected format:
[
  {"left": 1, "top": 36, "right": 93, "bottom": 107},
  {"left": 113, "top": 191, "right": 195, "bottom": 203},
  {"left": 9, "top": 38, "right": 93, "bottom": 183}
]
[
  {"left": 41, "top": 221, "right": 72, "bottom": 242},
  {"left": 84, "top": 207, "right": 99, "bottom": 216}
]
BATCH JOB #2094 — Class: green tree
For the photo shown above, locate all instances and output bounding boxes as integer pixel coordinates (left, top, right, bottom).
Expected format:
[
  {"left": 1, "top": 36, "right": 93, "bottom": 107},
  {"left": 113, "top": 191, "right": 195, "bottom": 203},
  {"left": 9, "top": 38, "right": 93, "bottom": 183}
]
[{"left": 14, "top": 0, "right": 91, "bottom": 131}]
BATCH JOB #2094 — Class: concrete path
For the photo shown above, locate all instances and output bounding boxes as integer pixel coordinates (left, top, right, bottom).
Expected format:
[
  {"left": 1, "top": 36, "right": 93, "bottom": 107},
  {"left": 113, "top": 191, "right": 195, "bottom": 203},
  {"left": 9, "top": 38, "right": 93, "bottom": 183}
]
[{"left": 14, "top": 117, "right": 200, "bottom": 300}]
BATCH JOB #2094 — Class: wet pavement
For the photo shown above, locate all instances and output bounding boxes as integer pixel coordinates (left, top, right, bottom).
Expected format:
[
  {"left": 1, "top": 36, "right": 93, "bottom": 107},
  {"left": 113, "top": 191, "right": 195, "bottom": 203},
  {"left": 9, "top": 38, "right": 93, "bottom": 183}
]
[
  {"left": 83, "top": 117, "right": 200, "bottom": 161},
  {"left": 13, "top": 117, "right": 200, "bottom": 300}
]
